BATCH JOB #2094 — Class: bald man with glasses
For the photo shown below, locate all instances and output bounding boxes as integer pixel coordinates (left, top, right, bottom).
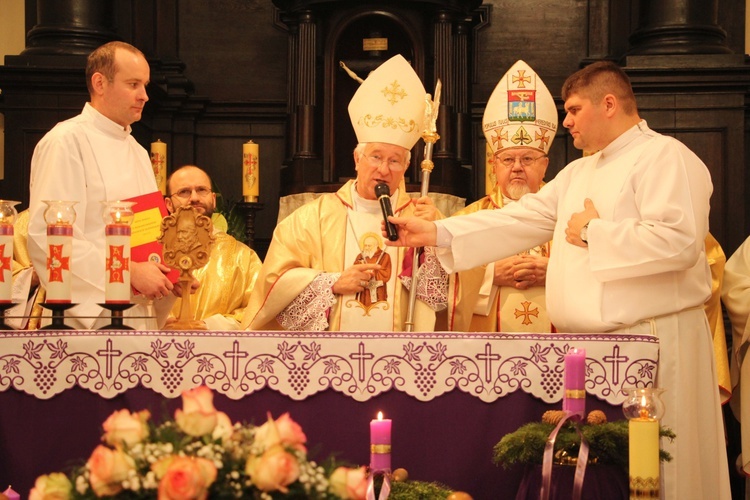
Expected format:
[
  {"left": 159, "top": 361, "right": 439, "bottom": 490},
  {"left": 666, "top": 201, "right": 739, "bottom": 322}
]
[
  {"left": 165, "top": 165, "right": 262, "bottom": 330},
  {"left": 447, "top": 61, "right": 556, "bottom": 333}
]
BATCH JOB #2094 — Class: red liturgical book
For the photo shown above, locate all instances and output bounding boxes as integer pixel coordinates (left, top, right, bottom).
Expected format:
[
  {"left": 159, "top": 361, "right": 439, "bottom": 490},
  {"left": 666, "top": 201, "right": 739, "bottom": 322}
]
[{"left": 124, "top": 191, "right": 179, "bottom": 287}]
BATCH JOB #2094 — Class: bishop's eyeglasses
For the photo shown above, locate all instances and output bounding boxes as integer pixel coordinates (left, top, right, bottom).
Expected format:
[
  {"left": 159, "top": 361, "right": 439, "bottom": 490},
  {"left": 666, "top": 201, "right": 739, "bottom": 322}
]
[{"left": 494, "top": 153, "right": 547, "bottom": 168}]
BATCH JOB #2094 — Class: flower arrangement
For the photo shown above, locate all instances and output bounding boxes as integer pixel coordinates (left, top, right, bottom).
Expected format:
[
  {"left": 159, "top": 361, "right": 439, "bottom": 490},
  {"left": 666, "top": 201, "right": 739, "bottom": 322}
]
[
  {"left": 29, "top": 386, "right": 370, "bottom": 500},
  {"left": 492, "top": 410, "right": 675, "bottom": 472}
]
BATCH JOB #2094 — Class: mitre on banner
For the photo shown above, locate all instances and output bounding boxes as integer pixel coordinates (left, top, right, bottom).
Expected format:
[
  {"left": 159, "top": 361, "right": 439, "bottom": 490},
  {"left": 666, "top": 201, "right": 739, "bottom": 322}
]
[
  {"left": 348, "top": 54, "right": 427, "bottom": 150},
  {"left": 483, "top": 60, "right": 558, "bottom": 155}
]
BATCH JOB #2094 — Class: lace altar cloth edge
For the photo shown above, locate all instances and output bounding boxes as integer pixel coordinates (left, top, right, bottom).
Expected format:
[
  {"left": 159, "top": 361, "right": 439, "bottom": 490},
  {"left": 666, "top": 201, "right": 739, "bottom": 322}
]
[{"left": 0, "top": 330, "right": 658, "bottom": 404}]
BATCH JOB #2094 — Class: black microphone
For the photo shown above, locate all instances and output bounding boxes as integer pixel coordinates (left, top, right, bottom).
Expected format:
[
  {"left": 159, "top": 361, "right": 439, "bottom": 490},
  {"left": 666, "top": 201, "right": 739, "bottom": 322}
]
[{"left": 375, "top": 183, "right": 399, "bottom": 241}]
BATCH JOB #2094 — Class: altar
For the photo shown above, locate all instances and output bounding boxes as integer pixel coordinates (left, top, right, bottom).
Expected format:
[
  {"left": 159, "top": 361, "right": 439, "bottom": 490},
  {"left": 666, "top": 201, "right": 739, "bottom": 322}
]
[{"left": 0, "top": 330, "right": 658, "bottom": 498}]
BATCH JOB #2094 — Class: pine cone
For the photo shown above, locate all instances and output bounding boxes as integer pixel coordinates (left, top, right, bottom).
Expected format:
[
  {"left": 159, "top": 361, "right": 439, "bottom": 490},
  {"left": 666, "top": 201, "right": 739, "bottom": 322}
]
[
  {"left": 586, "top": 410, "right": 607, "bottom": 425},
  {"left": 542, "top": 410, "right": 566, "bottom": 425}
]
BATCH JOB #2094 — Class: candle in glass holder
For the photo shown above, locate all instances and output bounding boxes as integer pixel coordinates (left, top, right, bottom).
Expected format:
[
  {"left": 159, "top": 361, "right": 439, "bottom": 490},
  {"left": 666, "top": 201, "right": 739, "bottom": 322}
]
[
  {"left": 563, "top": 347, "right": 586, "bottom": 416},
  {"left": 370, "top": 411, "right": 392, "bottom": 472},
  {"left": 0, "top": 201, "right": 20, "bottom": 303},
  {"left": 43, "top": 201, "right": 77, "bottom": 303},
  {"left": 102, "top": 201, "right": 135, "bottom": 303},
  {"left": 243, "top": 140, "right": 260, "bottom": 201},
  {"left": 623, "top": 388, "right": 664, "bottom": 499},
  {"left": 151, "top": 139, "right": 167, "bottom": 195}
]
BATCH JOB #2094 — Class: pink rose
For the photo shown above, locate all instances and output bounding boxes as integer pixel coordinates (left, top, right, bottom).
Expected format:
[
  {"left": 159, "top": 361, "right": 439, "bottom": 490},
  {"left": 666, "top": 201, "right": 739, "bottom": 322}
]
[
  {"left": 253, "top": 414, "right": 282, "bottom": 450},
  {"left": 152, "top": 456, "right": 218, "bottom": 500},
  {"left": 86, "top": 445, "right": 136, "bottom": 497},
  {"left": 29, "top": 473, "right": 72, "bottom": 500},
  {"left": 175, "top": 386, "right": 218, "bottom": 437},
  {"left": 102, "top": 409, "right": 150, "bottom": 448},
  {"left": 274, "top": 412, "right": 307, "bottom": 452},
  {"left": 329, "top": 466, "right": 368, "bottom": 500},
  {"left": 245, "top": 444, "right": 300, "bottom": 493}
]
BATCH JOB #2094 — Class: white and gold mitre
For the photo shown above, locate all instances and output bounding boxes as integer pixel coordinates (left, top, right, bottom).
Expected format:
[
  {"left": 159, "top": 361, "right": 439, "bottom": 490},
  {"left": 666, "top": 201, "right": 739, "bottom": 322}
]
[
  {"left": 348, "top": 54, "right": 426, "bottom": 150},
  {"left": 483, "top": 60, "right": 558, "bottom": 155}
]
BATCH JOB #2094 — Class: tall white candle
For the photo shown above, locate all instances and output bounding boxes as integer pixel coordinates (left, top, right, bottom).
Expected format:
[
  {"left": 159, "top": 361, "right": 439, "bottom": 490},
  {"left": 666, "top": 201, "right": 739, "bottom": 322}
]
[
  {"left": 151, "top": 140, "right": 168, "bottom": 195},
  {"left": 243, "top": 140, "right": 260, "bottom": 201}
]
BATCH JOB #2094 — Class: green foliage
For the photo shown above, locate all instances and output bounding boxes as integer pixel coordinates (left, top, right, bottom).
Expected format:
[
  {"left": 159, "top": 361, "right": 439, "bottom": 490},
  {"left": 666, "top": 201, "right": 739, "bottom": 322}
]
[
  {"left": 389, "top": 480, "right": 454, "bottom": 499},
  {"left": 213, "top": 184, "right": 246, "bottom": 242},
  {"left": 492, "top": 420, "right": 675, "bottom": 473}
]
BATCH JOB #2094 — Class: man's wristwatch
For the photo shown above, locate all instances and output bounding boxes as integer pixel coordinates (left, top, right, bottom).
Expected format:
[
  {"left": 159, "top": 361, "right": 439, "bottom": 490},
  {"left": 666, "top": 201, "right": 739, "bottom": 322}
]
[{"left": 580, "top": 222, "right": 589, "bottom": 244}]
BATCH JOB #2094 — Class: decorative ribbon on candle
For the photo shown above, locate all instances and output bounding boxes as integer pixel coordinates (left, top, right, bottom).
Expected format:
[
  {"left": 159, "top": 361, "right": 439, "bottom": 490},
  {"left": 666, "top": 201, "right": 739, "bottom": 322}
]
[
  {"left": 151, "top": 140, "right": 167, "bottom": 195},
  {"left": 243, "top": 140, "right": 260, "bottom": 202},
  {"left": 540, "top": 410, "right": 590, "bottom": 500},
  {"left": 365, "top": 472, "right": 391, "bottom": 500},
  {"left": 370, "top": 444, "right": 391, "bottom": 454}
]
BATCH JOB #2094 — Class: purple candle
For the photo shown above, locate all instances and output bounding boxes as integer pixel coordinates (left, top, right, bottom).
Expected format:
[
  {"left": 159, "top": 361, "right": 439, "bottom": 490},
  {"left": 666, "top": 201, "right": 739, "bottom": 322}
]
[
  {"left": 3, "top": 486, "right": 20, "bottom": 500},
  {"left": 563, "top": 347, "right": 586, "bottom": 416},
  {"left": 370, "top": 411, "right": 392, "bottom": 472}
]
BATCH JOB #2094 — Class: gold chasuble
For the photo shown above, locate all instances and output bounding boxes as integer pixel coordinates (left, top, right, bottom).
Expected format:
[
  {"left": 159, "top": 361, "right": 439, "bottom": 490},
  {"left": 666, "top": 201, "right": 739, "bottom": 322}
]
[
  {"left": 171, "top": 230, "right": 262, "bottom": 330},
  {"left": 243, "top": 180, "right": 437, "bottom": 332},
  {"left": 447, "top": 187, "right": 552, "bottom": 333},
  {"left": 705, "top": 232, "right": 731, "bottom": 403}
]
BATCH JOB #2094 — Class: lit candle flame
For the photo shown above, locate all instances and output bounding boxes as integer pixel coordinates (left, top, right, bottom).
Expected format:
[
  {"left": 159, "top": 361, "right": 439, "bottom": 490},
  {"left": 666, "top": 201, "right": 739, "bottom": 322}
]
[
  {"left": 56, "top": 211, "right": 63, "bottom": 223},
  {"left": 377, "top": 411, "right": 383, "bottom": 421}
]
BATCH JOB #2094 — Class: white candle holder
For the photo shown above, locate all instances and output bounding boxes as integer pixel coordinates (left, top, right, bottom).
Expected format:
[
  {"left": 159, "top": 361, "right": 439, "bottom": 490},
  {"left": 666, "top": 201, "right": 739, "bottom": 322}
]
[
  {"left": 623, "top": 387, "right": 665, "bottom": 499},
  {"left": 101, "top": 201, "right": 135, "bottom": 304},
  {"left": 0, "top": 200, "right": 20, "bottom": 304},
  {"left": 42, "top": 200, "right": 77, "bottom": 303}
]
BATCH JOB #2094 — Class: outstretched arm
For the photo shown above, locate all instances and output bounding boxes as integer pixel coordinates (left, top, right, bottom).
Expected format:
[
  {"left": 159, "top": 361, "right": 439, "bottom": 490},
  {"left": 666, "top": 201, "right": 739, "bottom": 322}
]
[{"left": 383, "top": 216, "right": 438, "bottom": 248}]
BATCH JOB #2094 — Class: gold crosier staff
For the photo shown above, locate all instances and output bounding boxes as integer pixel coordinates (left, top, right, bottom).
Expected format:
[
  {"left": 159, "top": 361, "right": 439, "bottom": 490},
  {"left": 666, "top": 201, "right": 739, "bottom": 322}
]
[{"left": 405, "top": 80, "right": 441, "bottom": 332}]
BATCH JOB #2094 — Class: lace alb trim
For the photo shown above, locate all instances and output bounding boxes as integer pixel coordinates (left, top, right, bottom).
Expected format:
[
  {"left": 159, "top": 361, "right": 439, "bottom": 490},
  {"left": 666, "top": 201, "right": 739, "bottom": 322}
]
[
  {"left": 277, "top": 273, "right": 340, "bottom": 331},
  {"left": 399, "top": 249, "right": 448, "bottom": 312}
]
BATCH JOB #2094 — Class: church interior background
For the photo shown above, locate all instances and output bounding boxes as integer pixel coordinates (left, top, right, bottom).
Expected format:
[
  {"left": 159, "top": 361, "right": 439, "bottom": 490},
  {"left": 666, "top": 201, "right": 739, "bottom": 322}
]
[{"left": 1, "top": 0, "right": 750, "bottom": 497}]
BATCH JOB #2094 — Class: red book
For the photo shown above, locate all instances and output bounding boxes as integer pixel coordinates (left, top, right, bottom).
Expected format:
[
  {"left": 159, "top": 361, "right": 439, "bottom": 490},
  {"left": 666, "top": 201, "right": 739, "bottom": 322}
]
[{"left": 124, "top": 191, "right": 179, "bottom": 288}]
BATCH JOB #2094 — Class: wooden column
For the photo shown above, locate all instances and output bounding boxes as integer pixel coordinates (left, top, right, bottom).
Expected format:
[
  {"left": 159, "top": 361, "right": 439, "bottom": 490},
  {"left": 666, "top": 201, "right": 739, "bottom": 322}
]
[{"left": 628, "top": 0, "right": 731, "bottom": 55}]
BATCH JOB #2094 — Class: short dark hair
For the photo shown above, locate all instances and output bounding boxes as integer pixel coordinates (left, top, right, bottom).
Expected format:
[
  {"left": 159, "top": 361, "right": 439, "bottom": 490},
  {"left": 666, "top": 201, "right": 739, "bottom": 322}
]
[
  {"left": 85, "top": 41, "right": 145, "bottom": 95},
  {"left": 561, "top": 61, "right": 637, "bottom": 115}
]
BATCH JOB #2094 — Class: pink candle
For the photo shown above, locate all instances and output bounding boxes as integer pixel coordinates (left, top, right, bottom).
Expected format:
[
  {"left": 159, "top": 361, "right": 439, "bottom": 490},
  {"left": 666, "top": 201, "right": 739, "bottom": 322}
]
[
  {"left": 370, "top": 411, "right": 392, "bottom": 472},
  {"left": 3, "top": 486, "right": 20, "bottom": 500},
  {"left": 105, "top": 224, "right": 131, "bottom": 303},
  {"left": 46, "top": 223, "right": 73, "bottom": 303},
  {"left": 0, "top": 224, "right": 14, "bottom": 303},
  {"left": 563, "top": 347, "right": 586, "bottom": 416}
]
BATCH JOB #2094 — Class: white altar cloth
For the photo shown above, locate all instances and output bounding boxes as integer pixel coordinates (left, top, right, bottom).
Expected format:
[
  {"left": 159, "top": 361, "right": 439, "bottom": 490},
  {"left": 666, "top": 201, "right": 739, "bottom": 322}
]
[{"left": 0, "top": 330, "right": 658, "bottom": 403}]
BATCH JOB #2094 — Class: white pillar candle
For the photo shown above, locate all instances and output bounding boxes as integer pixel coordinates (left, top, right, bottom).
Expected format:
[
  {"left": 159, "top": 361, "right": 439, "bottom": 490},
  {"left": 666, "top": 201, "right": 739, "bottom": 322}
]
[
  {"left": 0, "top": 224, "right": 13, "bottom": 303},
  {"left": 46, "top": 223, "right": 73, "bottom": 303},
  {"left": 105, "top": 224, "right": 131, "bottom": 303}
]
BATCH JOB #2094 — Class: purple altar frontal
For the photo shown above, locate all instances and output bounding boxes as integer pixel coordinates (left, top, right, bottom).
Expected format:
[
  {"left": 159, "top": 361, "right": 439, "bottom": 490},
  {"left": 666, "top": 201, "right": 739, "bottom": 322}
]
[{"left": 0, "top": 330, "right": 658, "bottom": 498}]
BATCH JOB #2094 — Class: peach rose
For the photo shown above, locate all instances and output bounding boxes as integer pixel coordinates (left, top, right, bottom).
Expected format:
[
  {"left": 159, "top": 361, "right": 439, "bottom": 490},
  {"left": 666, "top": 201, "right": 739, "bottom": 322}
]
[
  {"left": 253, "top": 413, "right": 282, "bottom": 450},
  {"left": 86, "top": 445, "right": 136, "bottom": 497},
  {"left": 274, "top": 412, "right": 307, "bottom": 452},
  {"left": 102, "top": 409, "right": 150, "bottom": 448},
  {"left": 29, "top": 473, "right": 72, "bottom": 500},
  {"left": 152, "top": 456, "right": 218, "bottom": 500},
  {"left": 211, "top": 411, "right": 233, "bottom": 443},
  {"left": 329, "top": 466, "right": 368, "bottom": 500},
  {"left": 245, "top": 444, "right": 300, "bottom": 493},
  {"left": 175, "top": 386, "right": 218, "bottom": 437}
]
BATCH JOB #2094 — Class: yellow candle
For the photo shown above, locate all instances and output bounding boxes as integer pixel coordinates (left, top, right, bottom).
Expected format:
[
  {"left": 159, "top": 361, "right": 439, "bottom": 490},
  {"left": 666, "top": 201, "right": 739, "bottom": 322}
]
[
  {"left": 151, "top": 140, "right": 168, "bottom": 195},
  {"left": 485, "top": 142, "right": 495, "bottom": 196},
  {"left": 243, "top": 140, "right": 260, "bottom": 201},
  {"left": 629, "top": 411, "right": 660, "bottom": 498}
]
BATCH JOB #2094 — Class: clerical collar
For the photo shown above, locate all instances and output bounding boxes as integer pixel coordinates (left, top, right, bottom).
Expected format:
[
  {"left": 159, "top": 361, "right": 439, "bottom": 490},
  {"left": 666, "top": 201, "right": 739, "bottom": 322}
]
[
  {"left": 83, "top": 102, "right": 133, "bottom": 139},
  {"left": 600, "top": 119, "right": 654, "bottom": 160}
]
